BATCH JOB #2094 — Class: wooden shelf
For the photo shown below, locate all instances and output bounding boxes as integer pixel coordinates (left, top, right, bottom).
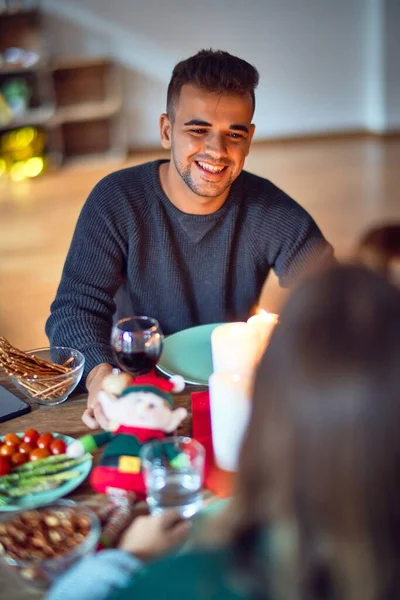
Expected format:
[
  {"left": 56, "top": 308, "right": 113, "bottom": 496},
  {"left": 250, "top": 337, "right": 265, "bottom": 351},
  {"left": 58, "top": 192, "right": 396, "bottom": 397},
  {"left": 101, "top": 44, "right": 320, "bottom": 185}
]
[
  {"left": 0, "top": 9, "right": 126, "bottom": 167},
  {"left": 0, "top": 8, "right": 42, "bottom": 54},
  {"left": 0, "top": 60, "right": 44, "bottom": 76},
  {"left": 51, "top": 56, "right": 112, "bottom": 71},
  {"left": 0, "top": 105, "right": 56, "bottom": 131},
  {"left": 52, "top": 98, "right": 121, "bottom": 125}
]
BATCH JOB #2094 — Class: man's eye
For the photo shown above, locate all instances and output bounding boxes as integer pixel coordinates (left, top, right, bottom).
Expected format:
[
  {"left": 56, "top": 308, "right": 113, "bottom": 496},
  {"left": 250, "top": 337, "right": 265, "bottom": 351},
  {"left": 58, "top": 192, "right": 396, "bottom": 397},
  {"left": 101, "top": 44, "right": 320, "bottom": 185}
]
[
  {"left": 190, "top": 129, "right": 207, "bottom": 135},
  {"left": 228, "top": 132, "right": 244, "bottom": 139}
]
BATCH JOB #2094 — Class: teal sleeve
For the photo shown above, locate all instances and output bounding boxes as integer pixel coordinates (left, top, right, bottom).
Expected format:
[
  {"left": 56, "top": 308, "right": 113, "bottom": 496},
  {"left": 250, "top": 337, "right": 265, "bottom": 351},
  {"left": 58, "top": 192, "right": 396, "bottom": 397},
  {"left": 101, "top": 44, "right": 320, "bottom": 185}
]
[{"left": 45, "top": 550, "right": 143, "bottom": 600}]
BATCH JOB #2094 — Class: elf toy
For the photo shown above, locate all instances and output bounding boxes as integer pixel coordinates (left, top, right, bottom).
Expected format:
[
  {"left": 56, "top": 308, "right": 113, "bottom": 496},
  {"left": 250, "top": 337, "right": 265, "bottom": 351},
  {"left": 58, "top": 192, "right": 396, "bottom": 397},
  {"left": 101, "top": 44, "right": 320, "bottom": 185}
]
[{"left": 67, "top": 371, "right": 187, "bottom": 500}]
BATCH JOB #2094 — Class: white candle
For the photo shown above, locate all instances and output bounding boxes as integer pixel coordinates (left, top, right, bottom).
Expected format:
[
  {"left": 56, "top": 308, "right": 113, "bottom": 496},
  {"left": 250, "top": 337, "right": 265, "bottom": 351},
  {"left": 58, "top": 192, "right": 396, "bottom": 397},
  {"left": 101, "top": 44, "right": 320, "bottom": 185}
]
[
  {"left": 209, "top": 372, "right": 252, "bottom": 472},
  {"left": 247, "top": 311, "right": 279, "bottom": 361},
  {"left": 211, "top": 322, "right": 261, "bottom": 375}
]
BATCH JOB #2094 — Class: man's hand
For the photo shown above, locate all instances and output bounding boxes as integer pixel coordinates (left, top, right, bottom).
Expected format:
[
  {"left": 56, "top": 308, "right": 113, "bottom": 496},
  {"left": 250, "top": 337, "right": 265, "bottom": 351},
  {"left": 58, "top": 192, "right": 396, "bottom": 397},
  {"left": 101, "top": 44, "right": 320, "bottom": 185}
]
[
  {"left": 82, "top": 363, "right": 113, "bottom": 430},
  {"left": 118, "top": 510, "right": 191, "bottom": 561}
]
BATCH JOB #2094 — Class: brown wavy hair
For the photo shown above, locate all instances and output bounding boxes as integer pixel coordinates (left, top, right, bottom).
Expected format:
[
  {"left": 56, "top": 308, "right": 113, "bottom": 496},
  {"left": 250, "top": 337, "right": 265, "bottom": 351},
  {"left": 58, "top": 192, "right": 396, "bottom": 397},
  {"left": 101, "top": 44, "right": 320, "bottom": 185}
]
[{"left": 228, "top": 265, "right": 400, "bottom": 600}]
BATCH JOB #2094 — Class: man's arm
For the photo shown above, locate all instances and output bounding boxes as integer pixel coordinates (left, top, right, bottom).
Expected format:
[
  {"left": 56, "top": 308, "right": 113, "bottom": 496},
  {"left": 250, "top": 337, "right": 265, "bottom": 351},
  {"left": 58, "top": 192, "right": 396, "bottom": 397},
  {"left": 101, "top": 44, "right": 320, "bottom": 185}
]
[
  {"left": 274, "top": 217, "right": 334, "bottom": 288},
  {"left": 45, "top": 176, "right": 130, "bottom": 426},
  {"left": 254, "top": 181, "right": 335, "bottom": 288}
]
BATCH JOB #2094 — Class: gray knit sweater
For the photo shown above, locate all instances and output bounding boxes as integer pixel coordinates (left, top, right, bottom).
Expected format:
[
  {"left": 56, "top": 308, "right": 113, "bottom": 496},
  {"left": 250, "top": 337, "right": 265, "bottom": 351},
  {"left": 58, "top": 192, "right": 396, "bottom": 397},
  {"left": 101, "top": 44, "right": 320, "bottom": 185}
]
[{"left": 46, "top": 160, "right": 333, "bottom": 380}]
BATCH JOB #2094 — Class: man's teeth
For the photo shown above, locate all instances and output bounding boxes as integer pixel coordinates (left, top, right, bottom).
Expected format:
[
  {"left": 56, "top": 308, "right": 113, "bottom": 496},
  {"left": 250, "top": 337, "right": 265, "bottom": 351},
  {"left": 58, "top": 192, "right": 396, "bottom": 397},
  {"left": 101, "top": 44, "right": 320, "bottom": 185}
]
[{"left": 197, "top": 161, "right": 225, "bottom": 173}]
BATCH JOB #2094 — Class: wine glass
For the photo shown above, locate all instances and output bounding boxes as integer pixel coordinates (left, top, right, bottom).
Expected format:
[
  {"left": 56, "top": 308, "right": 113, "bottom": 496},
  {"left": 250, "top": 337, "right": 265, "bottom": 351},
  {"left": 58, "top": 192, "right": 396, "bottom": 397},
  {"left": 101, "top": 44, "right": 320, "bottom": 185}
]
[{"left": 111, "top": 316, "right": 164, "bottom": 376}]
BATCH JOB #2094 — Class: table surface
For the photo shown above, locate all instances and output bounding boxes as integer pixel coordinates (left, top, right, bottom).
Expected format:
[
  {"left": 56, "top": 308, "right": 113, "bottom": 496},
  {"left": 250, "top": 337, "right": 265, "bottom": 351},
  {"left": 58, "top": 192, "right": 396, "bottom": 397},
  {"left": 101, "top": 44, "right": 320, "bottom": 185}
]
[{"left": 0, "top": 371, "right": 203, "bottom": 599}]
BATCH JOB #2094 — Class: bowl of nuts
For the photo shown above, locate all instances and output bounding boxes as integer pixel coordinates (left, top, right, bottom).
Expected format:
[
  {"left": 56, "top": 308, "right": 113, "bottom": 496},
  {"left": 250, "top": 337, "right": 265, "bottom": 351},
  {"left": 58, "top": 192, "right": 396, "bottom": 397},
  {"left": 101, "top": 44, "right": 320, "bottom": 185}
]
[{"left": 0, "top": 500, "right": 100, "bottom": 589}]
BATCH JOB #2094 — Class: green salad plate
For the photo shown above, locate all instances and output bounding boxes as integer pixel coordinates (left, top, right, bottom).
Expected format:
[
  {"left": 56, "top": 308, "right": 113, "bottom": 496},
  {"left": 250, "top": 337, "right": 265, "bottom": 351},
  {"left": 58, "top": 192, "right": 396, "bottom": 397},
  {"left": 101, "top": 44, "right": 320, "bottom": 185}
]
[{"left": 0, "top": 432, "right": 93, "bottom": 512}]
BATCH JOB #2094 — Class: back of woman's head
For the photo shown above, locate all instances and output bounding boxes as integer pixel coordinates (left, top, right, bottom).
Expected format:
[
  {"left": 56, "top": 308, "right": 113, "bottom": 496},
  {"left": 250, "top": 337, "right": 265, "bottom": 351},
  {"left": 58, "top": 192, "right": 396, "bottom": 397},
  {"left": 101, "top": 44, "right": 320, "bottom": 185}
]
[{"left": 234, "top": 265, "right": 400, "bottom": 600}]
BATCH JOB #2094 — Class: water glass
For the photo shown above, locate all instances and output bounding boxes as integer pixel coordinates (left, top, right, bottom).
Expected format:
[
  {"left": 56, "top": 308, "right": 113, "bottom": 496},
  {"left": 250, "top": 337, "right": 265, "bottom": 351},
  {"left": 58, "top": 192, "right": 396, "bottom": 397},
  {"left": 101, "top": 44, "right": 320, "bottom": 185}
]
[{"left": 141, "top": 437, "right": 205, "bottom": 518}]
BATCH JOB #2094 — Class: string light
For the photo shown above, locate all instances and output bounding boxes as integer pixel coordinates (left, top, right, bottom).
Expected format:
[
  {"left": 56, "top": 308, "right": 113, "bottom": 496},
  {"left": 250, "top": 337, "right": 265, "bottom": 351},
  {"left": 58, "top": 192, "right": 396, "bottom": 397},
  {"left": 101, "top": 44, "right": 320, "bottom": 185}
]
[{"left": 0, "top": 126, "right": 47, "bottom": 181}]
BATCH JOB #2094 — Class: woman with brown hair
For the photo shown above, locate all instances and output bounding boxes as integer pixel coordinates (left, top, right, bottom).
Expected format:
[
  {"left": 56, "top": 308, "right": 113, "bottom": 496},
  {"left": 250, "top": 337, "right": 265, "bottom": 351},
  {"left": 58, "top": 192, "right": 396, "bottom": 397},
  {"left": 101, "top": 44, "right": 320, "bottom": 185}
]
[
  {"left": 231, "top": 263, "right": 400, "bottom": 599},
  {"left": 48, "top": 264, "right": 400, "bottom": 600}
]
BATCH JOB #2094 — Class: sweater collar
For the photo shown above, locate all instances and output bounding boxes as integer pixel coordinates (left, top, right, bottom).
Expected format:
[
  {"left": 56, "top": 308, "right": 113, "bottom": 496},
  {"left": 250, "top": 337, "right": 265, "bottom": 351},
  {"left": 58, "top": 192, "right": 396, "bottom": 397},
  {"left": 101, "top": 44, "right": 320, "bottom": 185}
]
[{"left": 151, "top": 160, "right": 243, "bottom": 243}]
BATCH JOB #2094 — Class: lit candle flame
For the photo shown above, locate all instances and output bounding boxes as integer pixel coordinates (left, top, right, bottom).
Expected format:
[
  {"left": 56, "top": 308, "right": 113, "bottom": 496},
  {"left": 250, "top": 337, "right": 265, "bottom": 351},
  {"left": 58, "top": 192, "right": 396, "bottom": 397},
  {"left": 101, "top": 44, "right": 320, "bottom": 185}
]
[
  {"left": 247, "top": 309, "right": 279, "bottom": 361},
  {"left": 249, "top": 308, "right": 279, "bottom": 324}
]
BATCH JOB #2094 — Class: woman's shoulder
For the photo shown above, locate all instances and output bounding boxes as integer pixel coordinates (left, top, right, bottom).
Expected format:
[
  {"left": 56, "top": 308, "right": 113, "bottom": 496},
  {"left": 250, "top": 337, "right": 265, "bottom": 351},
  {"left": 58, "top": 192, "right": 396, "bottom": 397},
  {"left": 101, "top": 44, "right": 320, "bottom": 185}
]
[{"left": 109, "top": 546, "right": 246, "bottom": 600}]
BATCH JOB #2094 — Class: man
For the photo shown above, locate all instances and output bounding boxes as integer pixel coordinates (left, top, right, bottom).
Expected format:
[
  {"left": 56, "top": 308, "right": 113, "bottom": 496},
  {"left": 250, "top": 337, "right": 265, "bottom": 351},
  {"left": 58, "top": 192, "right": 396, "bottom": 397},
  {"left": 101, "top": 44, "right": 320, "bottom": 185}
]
[{"left": 46, "top": 49, "right": 333, "bottom": 429}]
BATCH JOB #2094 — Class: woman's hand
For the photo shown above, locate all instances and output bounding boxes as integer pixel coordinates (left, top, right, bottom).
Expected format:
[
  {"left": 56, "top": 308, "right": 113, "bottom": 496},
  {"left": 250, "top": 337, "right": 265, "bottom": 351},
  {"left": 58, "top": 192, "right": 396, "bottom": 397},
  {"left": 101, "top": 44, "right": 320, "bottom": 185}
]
[{"left": 118, "top": 510, "right": 191, "bottom": 561}]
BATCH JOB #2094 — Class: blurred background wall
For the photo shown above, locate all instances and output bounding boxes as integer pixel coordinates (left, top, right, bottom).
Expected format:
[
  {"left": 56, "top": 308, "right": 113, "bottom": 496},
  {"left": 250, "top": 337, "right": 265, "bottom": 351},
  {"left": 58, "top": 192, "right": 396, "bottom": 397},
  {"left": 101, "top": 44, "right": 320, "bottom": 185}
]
[
  {"left": 0, "top": 0, "right": 399, "bottom": 350},
  {"left": 41, "top": 0, "right": 400, "bottom": 149}
]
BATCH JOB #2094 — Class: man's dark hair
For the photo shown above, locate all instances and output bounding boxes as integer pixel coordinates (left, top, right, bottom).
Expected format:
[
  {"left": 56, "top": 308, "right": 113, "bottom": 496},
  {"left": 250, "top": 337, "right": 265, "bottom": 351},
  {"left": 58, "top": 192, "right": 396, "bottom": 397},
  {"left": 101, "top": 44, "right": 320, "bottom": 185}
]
[{"left": 166, "top": 49, "right": 259, "bottom": 118}]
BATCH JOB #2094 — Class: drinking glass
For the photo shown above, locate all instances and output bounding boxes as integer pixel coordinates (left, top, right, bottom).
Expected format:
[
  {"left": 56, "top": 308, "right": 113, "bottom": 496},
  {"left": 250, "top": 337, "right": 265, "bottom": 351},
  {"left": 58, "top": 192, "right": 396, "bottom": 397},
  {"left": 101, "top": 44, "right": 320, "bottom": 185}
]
[
  {"left": 111, "top": 316, "right": 163, "bottom": 376},
  {"left": 141, "top": 437, "right": 205, "bottom": 518}
]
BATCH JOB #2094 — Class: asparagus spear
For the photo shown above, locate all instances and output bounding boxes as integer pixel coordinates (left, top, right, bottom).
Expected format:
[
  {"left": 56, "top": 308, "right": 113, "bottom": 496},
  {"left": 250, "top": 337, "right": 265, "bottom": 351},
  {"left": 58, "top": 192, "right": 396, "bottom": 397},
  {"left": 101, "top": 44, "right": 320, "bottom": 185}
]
[
  {"left": 0, "top": 453, "right": 92, "bottom": 488},
  {"left": 5, "top": 470, "right": 81, "bottom": 498},
  {"left": 15, "top": 452, "right": 91, "bottom": 473},
  {"left": 0, "top": 454, "right": 92, "bottom": 487},
  {"left": 11, "top": 469, "right": 81, "bottom": 490}
]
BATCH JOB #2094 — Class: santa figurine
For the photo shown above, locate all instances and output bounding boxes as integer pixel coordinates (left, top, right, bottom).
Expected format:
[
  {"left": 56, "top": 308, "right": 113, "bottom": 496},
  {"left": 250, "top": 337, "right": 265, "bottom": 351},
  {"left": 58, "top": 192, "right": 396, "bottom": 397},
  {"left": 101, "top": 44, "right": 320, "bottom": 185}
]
[{"left": 67, "top": 370, "right": 187, "bottom": 500}]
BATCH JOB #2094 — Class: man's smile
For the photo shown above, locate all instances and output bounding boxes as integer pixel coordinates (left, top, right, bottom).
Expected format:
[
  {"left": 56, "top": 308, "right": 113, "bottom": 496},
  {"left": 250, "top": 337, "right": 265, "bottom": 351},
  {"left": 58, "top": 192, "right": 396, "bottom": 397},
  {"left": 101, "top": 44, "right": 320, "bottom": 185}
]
[{"left": 194, "top": 160, "right": 228, "bottom": 178}]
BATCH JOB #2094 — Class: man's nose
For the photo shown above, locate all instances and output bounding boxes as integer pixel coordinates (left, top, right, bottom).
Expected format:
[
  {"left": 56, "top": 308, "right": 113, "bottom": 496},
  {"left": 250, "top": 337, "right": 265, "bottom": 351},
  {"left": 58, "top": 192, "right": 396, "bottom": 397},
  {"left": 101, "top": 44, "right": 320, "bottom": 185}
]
[{"left": 205, "top": 132, "right": 227, "bottom": 158}]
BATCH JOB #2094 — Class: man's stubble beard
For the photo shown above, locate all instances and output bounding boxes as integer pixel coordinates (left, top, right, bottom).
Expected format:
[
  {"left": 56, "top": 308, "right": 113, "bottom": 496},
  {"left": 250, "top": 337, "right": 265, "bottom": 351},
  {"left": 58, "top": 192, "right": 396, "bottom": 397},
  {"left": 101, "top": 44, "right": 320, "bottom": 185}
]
[{"left": 171, "top": 149, "right": 234, "bottom": 199}]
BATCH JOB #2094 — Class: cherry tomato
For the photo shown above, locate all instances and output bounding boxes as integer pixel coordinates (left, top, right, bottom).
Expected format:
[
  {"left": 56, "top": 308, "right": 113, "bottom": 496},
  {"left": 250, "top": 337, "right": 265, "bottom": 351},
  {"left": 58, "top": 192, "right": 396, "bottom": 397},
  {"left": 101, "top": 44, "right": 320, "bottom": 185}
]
[
  {"left": 23, "top": 429, "right": 40, "bottom": 446},
  {"left": 11, "top": 452, "right": 29, "bottom": 467},
  {"left": 0, "top": 443, "right": 17, "bottom": 456},
  {"left": 37, "top": 433, "right": 54, "bottom": 449},
  {"left": 19, "top": 442, "right": 34, "bottom": 455},
  {"left": 49, "top": 439, "right": 67, "bottom": 455},
  {"left": 0, "top": 456, "right": 11, "bottom": 476},
  {"left": 4, "top": 433, "right": 21, "bottom": 446},
  {"left": 30, "top": 447, "right": 51, "bottom": 461}
]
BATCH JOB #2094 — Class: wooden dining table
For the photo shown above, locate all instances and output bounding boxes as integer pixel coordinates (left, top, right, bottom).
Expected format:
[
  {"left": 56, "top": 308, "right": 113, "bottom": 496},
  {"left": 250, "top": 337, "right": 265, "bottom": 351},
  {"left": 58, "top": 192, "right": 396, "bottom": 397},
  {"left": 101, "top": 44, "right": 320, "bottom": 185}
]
[{"left": 0, "top": 371, "right": 205, "bottom": 600}]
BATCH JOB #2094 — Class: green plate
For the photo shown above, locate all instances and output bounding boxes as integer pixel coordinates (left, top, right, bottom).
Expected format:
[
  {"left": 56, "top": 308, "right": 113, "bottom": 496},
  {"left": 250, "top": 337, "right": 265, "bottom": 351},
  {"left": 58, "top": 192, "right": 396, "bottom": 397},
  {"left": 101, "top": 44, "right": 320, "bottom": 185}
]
[
  {"left": 157, "top": 323, "right": 224, "bottom": 386},
  {"left": 0, "top": 433, "right": 92, "bottom": 512}
]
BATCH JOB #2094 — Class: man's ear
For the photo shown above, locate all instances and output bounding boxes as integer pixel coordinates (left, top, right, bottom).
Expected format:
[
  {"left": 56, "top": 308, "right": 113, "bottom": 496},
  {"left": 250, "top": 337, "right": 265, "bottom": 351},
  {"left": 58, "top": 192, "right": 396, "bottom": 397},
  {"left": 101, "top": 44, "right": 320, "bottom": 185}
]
[
  {"left": 165, "top": 407, "right": 187, "bottom": 433},
  {"left": 160, "top": 113, "right": 172, "bottom": 150}
]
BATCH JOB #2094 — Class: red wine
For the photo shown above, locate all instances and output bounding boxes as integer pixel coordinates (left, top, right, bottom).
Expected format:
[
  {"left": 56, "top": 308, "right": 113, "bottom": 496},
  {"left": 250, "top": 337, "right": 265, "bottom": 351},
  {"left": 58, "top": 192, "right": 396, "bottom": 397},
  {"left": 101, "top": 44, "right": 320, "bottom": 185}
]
[{"left": 115, "top": 351, "right": 158, "bottom": 375}]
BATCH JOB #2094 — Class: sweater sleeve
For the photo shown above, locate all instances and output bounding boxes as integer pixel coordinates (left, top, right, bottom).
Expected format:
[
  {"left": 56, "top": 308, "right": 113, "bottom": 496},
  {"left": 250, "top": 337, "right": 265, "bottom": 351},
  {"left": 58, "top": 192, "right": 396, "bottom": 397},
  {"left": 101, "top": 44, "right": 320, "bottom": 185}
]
[
  {"left": 45, "top": 175, "right": 130, "bottom": 381},
  {"left": 250, "top": 179, "right": 334, "bottom": 288},
  {"left": 45, "top": 550, "right": 143, "bottom": 600},
  {"left": 274, "top": 211, "right": 334, "bottom": 287}
]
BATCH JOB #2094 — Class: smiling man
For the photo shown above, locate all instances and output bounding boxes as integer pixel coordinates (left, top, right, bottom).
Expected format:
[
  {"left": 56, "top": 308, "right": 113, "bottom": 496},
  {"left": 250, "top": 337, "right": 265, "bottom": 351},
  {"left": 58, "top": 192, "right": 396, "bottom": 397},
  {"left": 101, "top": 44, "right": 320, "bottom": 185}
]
[
  {"left": 46, "top": 49, "right": 334, "bottom": 430},
  {"left": 159, "top": 81, "right": 255, "bottom": 214}
]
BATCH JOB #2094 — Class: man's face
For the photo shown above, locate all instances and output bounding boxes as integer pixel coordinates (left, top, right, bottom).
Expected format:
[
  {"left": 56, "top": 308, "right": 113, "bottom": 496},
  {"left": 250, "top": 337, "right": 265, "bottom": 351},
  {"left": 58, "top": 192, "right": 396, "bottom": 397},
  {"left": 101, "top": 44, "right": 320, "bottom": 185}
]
[{"left": 160, "top": 84, "right": 255, "bottom": 205}]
